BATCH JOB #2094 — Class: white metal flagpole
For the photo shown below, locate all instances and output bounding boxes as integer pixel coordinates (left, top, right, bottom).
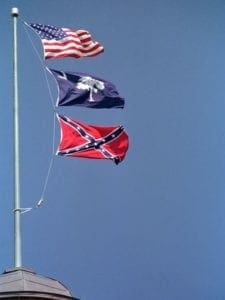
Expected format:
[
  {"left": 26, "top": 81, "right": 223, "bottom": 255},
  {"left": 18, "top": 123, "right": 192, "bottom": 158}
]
[{"left": 11, "top": 7, "right": 22, "bottom": 268}]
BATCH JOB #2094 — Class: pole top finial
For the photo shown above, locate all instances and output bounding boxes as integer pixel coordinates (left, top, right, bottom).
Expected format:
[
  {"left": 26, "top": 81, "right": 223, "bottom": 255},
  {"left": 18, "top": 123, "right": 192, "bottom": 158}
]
[{"left": 11, "top": 7, "right": 19, "bottom": 17}]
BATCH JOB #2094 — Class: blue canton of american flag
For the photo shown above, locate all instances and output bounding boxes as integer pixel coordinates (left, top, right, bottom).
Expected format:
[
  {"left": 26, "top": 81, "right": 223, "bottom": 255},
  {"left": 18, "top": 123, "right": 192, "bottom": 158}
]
[{"left": 27, "top": 23, "right": 104, "bottom": 60}]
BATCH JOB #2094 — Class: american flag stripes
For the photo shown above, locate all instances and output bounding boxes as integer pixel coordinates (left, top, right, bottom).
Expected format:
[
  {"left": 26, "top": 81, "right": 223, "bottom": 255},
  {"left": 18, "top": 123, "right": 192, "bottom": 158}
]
[{"left": 27, "top": 23, "right": 104, "bottom": 60}]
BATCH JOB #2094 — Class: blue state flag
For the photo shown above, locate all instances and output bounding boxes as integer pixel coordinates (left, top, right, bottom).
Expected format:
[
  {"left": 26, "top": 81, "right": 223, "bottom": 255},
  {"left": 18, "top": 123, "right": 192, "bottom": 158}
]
[{"left": 48, "top": 69, "right": 125, "bottom": 109}]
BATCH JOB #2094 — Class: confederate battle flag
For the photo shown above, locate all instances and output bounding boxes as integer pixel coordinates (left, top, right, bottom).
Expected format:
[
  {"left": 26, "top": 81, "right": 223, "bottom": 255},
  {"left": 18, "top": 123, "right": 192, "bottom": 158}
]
[{"left": 56, "top": 114, "right": 129, "bottom": 164}]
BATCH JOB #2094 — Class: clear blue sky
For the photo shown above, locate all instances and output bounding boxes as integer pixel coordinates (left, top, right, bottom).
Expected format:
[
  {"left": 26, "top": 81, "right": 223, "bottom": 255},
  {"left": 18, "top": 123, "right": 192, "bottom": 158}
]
[{"left": 1, "top": 1, "right": 225, "bottom": 299}]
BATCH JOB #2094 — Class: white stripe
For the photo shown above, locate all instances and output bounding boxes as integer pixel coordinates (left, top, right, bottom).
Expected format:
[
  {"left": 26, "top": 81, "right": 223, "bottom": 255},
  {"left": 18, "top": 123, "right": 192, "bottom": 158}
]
[
  {"left": 42, "top": 36, "right": 85, "bottom": 44},
  {"left": 63, "top": 28, "right": 91, "bottom": 35},
  {"left": 61, "top": 29, "right": 92, "bottom": 39},
  {"left": 45, "top": 46, "right": 103, "bottom": 58},
  {"left": 42, "top": 33, "right": 93, "bottom": 44},
  {"left": 44, "top": 41, "right": 101, "bottom": 52},
  {"left": 64, "top": 32, "right": 91, "bottom": 40},
  {"left": 66, "top": 30, "right": 91, "bottom": 38}
]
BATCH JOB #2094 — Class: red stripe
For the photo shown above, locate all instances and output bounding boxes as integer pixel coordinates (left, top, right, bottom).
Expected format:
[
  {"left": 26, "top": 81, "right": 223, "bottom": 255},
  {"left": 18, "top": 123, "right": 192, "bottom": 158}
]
[
  {"left": 63, "top": 29, "right": 89, "bottom": 34},
  {"left": 79, "top": 37, "right": 92, "bottom": 44},
  {"left": 75, "top": 31, "right": 90, "bottom": 37},
  {"left": 86, "top": 49, "right": 104, "bottom": 57},
  {"left": 44, "top": 43, "right": 103, "bottom": 54},
  {"left": 43, "top": 39, "right": 82, "bottom": 47},
  {"left": 46, "top": 53, "right": 82, "bottom": 59},
  {"left": 45, "top": 48, "right": 104, "bottom": 59},
  {"left": 43, "top": 37, "right": 93, "bottom": 48},
  {"left": 63, "top": 29, "right": 91, "bottom": 39}
]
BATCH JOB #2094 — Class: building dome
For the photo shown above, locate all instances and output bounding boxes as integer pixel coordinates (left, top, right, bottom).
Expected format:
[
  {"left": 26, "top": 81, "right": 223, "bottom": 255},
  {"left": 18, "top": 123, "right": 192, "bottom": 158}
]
[{"left": 0, "top": 267, "right": 79, "bottom": 300}]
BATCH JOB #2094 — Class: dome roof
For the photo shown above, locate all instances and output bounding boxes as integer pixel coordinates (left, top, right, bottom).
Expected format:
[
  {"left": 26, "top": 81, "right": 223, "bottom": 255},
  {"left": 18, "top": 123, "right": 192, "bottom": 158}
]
[{"left": 0, "top": 267, "right": 79, "bottom": 300}]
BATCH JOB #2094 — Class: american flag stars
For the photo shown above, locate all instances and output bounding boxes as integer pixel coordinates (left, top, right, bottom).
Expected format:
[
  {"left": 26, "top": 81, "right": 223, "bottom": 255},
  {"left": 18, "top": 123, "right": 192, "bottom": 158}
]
[{"left": 29, "top": 23, "right": 67, "bottom": 40}]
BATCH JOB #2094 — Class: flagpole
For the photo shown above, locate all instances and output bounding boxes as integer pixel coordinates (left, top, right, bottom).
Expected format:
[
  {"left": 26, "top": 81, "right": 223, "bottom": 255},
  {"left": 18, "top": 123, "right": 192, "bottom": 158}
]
[{"left": 12, "top": 7, "right": 22, "bottom": 268}]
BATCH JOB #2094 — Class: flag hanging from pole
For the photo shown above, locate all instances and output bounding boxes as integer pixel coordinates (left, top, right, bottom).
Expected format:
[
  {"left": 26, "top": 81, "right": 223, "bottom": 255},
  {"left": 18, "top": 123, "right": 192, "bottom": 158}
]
[
  {"left": 48, "top": 69, "right": 125, "bottom": 108},
  {"left": 26, "top": 23, "right": 104, "bottom": 60},
  {"left": 56, "top": 114, "right": 129, "bottom": 164}
]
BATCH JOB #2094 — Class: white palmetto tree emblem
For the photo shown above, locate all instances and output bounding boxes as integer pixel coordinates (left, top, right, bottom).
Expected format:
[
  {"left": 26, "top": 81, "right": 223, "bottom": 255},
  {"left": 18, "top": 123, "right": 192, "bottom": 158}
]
[{"left": 76, "top": 76, "right": 105, "bottom": 102}]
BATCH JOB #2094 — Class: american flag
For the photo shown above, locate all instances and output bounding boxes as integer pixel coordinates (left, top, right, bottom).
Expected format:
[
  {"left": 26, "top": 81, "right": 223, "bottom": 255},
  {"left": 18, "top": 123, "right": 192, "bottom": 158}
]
[{"left": 27, "top": 23, "right": 104, "bottom": 60}]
